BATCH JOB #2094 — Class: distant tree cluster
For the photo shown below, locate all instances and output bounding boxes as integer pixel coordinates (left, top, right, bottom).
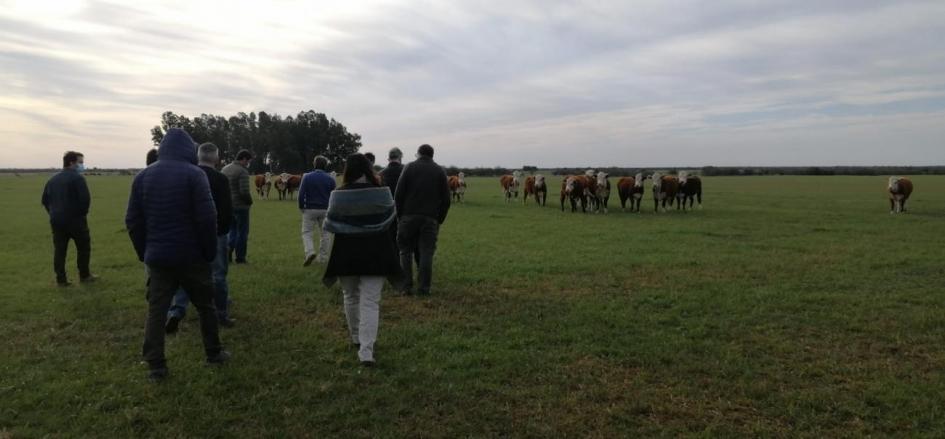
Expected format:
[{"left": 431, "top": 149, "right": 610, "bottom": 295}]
[
  {"left": 150, "top": 110, "right": 362, "bottom": 174},
  {"left": 435, "top": 166, "right": 945, "bottom": 177}
]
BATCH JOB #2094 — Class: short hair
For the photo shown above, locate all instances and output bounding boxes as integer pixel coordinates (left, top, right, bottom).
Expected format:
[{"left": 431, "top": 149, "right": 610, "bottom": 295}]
[
  {"left": 313, "top": 155, "right": 329, "bottom": 170},
  {"left": 146, "top": 148, "right": 158, "bottom": 166},
  {"left": 63, "top": 151, "right": 84, "bottom": 168},
  {"left": 235, "top": 149, "right": 253, "bottom": 161},
  {"left": 342, "top": 153, "right": 378, "bottom": 186},
  {"left": 388, "top": 147, "right": 403, "bottom": 160},
  {"left": 364, "top": 152, "right": 375, "bottom": 165},
  {"left": 198, "top": 143, "right": 219, "bottom": 163},
  {"left": 417, "top": 144, "right": 434, "bottom": 158}
]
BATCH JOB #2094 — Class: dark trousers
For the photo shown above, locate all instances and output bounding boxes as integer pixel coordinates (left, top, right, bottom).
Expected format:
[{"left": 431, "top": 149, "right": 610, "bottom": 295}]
[
  {"left": 143, "top": 263, "right": 222, "bottom": 369},
  {"left": 51, "top": 218, "right": 91, "bottom": 283},
  {"left": 228, "top": 208, "right": 250, "bottom": 262},
  {"left": 397, "top": 215, "right": 439, "bottom": 294}
]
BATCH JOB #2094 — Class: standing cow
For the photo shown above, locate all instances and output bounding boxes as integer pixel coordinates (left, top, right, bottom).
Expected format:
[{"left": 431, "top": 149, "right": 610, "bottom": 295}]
[
  {"left": 273, "top": 174, "right": 288, "bottom": 200},
  {"left": 286, "top": 174, "right": 302, "bottom": 200},
  {"left": 583, "top": 169, "right": 600, "bottom": 212},
  {"left": 651, "top": 172, "right": 679, "bottom": 212},
  {"left": 676, "top": 171, "right": 703, "bottom": 211},
  {"left": 523, "top": 175, "right": 547, "bottom": 206},
  {"left": 500, "top": 171, "right": 522, "bottom": 203},
  {"left": 888, "top": 176, "right": 913, "bottom": 214},
  {"left": 617, "top": 172, "right": 645, "bottom": 212},
  {"left": 595, "top": 172, "right": 611, "bottom": 213},
  {"left": 254, "top": 172, "right": 272, "bottom": 199},
  {"left": 560, "top": 175, "right": 587, "bottom": 213},
  {"left": 448, "top": 172, "right": 466, "bottom": 203}
]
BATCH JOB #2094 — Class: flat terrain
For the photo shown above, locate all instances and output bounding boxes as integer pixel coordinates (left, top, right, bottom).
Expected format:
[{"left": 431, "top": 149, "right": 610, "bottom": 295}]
[{"left": 2, "top": 173, "right": 944, "bottom": 437}]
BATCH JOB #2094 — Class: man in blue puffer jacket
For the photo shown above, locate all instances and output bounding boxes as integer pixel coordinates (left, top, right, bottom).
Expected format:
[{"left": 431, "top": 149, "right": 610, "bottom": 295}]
[{"left": 126, "top": 128, "right": 229, "bottom": 381}]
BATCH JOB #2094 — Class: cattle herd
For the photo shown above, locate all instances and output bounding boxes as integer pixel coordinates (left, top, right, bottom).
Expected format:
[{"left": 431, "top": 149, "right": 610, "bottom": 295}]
[{"left": 252, "top": 169, "right": 915, "bottom": 215}]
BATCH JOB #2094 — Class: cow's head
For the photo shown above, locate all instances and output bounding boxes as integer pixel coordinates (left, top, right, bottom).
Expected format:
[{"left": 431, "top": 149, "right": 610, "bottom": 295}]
[
  {"left": 678, "top": 171, "right": 689, "bottom": 185},
  {"left": 634, "top": 172, "right": 644, "bottom": 187},
  {"left": 536, "top": 174, "right": 545, "bottom": 186},
  {"left": 565, "top": 176, "right": 577, "bottom": 194},
  {"left": 888, "top": 176, "right": 901, "bottom": 192},
  {"left": 584, "top": 169, "right": 596, "bottom": 178},
  {"left": 596, "top": 172, "right": 608, "bottom": 187},
  {"left": 651, "top": 172, "right": 663, "bottom": 191},
  {"left": 458, "top": 172, "right": 465, "bottom": 181}
]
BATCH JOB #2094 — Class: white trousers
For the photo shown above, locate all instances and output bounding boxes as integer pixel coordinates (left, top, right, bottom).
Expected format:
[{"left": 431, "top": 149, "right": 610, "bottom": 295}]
[
  {"left": 301, "top": 209, "right": 332, "bottom": 263},
  {"left": 339, "top": 276, "right": 384, "bottom": 362}
]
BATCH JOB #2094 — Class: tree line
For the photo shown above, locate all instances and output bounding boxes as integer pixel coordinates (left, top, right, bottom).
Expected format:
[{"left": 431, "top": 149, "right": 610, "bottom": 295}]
[
  {"left": 440, "top": 166, "right": 945, "bottom": 177},
  {"left": 149, "top": 110, "right": 362, "bottom": 174}
]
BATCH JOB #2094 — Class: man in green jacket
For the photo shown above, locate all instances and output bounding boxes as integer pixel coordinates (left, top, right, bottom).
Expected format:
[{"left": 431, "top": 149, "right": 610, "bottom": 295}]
[{"left": 222, "top": 149, "right": 254, "bottom": 263}]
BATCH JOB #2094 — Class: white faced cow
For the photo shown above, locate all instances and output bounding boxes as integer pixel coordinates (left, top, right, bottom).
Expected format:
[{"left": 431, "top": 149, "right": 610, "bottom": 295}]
[
  {"left": 888, "top": 176, "right": 913, "bottom": 213},
  {"left": 651, "top": 171, "right": 679, "bottom": 212},
  {"left": 676, "top": 171, "right": 703, "bottom": 211},
  {"left": 595, "top": 172, "right": 611, "bottom": 213}
]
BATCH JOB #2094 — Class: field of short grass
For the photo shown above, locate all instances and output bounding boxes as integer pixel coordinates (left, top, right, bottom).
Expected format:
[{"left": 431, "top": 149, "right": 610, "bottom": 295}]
[{"left": 2, "top": 173, "right": 944, "bottom": 437}]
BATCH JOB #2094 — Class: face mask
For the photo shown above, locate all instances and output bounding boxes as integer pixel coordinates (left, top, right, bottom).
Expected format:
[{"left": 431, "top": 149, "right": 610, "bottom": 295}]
[{"left": 76, "top": 163, "right": 86, "bottom": 173}]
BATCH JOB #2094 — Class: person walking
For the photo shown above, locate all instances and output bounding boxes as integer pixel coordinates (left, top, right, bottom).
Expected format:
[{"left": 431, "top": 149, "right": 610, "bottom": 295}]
[
  {"left": 298, "top": 155, "right": 336, "bottom": 266},
  {"left": 379, "top": 148, "right": 404, "bottom": 244},
  {"left": 42, "top": 151, "right": 97, "bottom": 286},
  {"left": 394, "top": 144, "right": 450, "bottom": 296},
  {"left": 166, "top": 143, "right": 236, "bottom": 332},
  {"left": 222, "top": 149, "right": 254, "bottom": 264},
  {"left": 323, "top": 153, "right": 402, "bottom": 366},
  {"left": 126, "top": 128, "right": 229, "bottom": 381}
]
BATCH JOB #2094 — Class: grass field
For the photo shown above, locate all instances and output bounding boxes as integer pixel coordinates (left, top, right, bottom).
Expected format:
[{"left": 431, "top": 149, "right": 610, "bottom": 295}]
[{"left": 2, "top": 173, "right": 945, "bottom": 437}]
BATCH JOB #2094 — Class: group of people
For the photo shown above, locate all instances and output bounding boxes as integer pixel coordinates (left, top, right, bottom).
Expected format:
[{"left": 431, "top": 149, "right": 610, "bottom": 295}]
[{"left": 42, "top": 127, "right": 452, "bottom": 380}]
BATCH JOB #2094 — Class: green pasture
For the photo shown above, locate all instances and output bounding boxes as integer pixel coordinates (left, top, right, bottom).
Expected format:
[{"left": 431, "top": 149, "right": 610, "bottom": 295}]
[{"left": 1, "top": 173, "right": 944, "bottom": 437}]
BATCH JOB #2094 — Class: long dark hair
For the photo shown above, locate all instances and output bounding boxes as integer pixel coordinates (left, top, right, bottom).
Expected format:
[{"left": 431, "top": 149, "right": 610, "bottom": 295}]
[{"left": 342, "top": 153, "right": 378, "bottom": 186}]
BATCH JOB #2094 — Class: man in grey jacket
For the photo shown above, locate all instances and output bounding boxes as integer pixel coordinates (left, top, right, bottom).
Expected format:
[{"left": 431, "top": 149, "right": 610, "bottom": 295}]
[
  {"left": 222, "top": 150, "right": 254, "bottom": 264},
  {"left": 394, "top": 144, "right": 450, "bottom": 295}
]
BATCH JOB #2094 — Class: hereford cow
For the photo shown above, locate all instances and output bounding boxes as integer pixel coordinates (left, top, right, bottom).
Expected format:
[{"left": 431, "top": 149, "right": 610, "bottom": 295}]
[
  {"left": 254, "top": 172, "right": 272, "bottom": 199},
  {"left": 888, "top": 176, "right": 913, "bottom": 213},
  {"left": 583, "top": 170, "right": 600, "bottom": 212},
  {"left": 500, "top": 171, "right": 522, "bottom": 203},
  {"left": 676, "top": 171, "right": 703, "bottom": 211},
  {"left": 273, "top": 174, "right": 288, "bottom": 200},
  {"left": 448, "top": 172, "right": 467, "bottom": 203},
  {"left": 651, "top": 172, "right": 679, "bottom": 212},
  {"left": 616, "top": 173, "right": 645, "bottom": 212},
  {"left": 595, "top": 172, "right": 611, "bottom": 213},
  {"left": 523, "top": 174, "right": 547, "bottom": 206},
  {"left": 286, "top": 174, "right": 302, "bottom": 200},
  {"left": 560, "top": 175, "right": 588, "bottom": 213}
]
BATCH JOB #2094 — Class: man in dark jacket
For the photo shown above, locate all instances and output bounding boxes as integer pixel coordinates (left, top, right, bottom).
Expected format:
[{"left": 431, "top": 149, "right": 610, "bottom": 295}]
[
  {"left": 298, "top": 155, "right": 336, "bottom": 266},
  {"left": 222, "top": 150, "right": 254, "bottom": 264},
  {"left": 42, "top": 150, "right": 96, "bottom": 286},
  {"left": 166, "top": 143, "right": 235, "bottom": 332},
  {"left": 394, "top": 144, "right": 450, "bottom": 295},
  {"left": 379, "top": 147, "right": 404, "bottom": 196},
  {"left": 126, "top": 128, "right": 229, "bottom": 381}
]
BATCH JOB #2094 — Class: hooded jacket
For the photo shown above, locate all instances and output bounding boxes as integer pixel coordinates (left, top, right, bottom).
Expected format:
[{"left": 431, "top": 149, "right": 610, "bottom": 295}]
[{"left": 125, "top": 128, "right": 218, "bottom": 266}]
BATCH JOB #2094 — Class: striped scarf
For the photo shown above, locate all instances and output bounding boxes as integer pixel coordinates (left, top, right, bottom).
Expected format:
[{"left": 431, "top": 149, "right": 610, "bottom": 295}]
[{"left": 324, "top": 186, "right": 396, "bottom": 235}]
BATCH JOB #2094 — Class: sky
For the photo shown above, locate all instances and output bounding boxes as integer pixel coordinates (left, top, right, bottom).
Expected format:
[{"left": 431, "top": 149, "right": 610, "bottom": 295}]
[{"left": 1, "top": 0, "right": 944, "bottom": 169}]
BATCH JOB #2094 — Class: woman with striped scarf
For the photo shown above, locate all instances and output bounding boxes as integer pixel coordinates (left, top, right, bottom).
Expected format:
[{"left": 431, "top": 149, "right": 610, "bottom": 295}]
[{"left": 323, "top": 153, "right": 404, "bottom": 366}]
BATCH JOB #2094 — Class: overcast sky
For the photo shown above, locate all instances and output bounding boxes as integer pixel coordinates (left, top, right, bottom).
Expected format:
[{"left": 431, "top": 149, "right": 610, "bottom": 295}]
[{"left": 2, "top": 0, "right": 944, "bottom": 168}]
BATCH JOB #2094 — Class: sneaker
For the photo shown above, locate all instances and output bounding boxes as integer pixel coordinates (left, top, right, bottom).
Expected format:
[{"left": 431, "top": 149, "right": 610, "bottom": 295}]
[
  {"left": 148, "top": 368, "right": 168, "bottom": 382},
  {"left": 57, "top": 280, "right": 71, "bottom": 287},
  {"left": 79, "top": 274, "right": 99, "bottom": 283},
  {"left": 303, "top": 254, "right": 316, "bottom": 267},
  {"left": 165, "top": 315, "right": 181, "bottom": 335},
  {"left": 206, "top": 350, "right": 231, "bottom": 365},
  {"left": 218, "top": 317, "right": 236, "bottom": 328}
]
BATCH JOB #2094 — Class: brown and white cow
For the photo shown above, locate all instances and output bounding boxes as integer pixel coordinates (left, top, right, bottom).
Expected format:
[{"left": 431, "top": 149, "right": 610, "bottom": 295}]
[
  {"left": 888, "top": 176, "right": 913, "bottom": 213},
  {"left": 286, "top": 174, "right": 302, "bottom": 200},
  {"left": 676, "top": 171, "right": 703, "bottom": 211},
  {"left": 595, "top": 172, "right": 611, "bottom": 213},
  {"left": 500, "top": 171, "right": 522, "bottom": 203},
  {"left": 560, "top": 175, "right": 588, "bottom": 212},
  {"left": 523, "top": 174, "right": 547, "bottom": 206},
  {"left": 273, "top": 174, "right": 288, "bottom": 200},
  {"left": 582, "top": 169, "right": 600, "bottom": 212},
  {"left": 448, "top": 172, "right": 466, "bottom": 203},
  {"left": 254, "top": 172, "right": 272, "bottom": 199},
  {"left": 616, "top": 172, "right": 645, "bottom": 212},
  {"left": 651, "top": 172, "right": 679, "bottom": 212}
]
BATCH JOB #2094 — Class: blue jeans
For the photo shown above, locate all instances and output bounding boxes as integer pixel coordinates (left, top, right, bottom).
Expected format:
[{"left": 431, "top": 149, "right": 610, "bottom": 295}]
[
  {"left": 228, "top": 208, "right": 250, "bottom": 262},
  {"left": 169, "top": 235, "right": 231, "bottom": 320}
]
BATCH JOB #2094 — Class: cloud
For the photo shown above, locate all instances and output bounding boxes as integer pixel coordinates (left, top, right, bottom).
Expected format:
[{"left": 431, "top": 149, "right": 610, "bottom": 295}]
[{"left": 1, "top": 0, "right": 944, "bottom": 168}]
